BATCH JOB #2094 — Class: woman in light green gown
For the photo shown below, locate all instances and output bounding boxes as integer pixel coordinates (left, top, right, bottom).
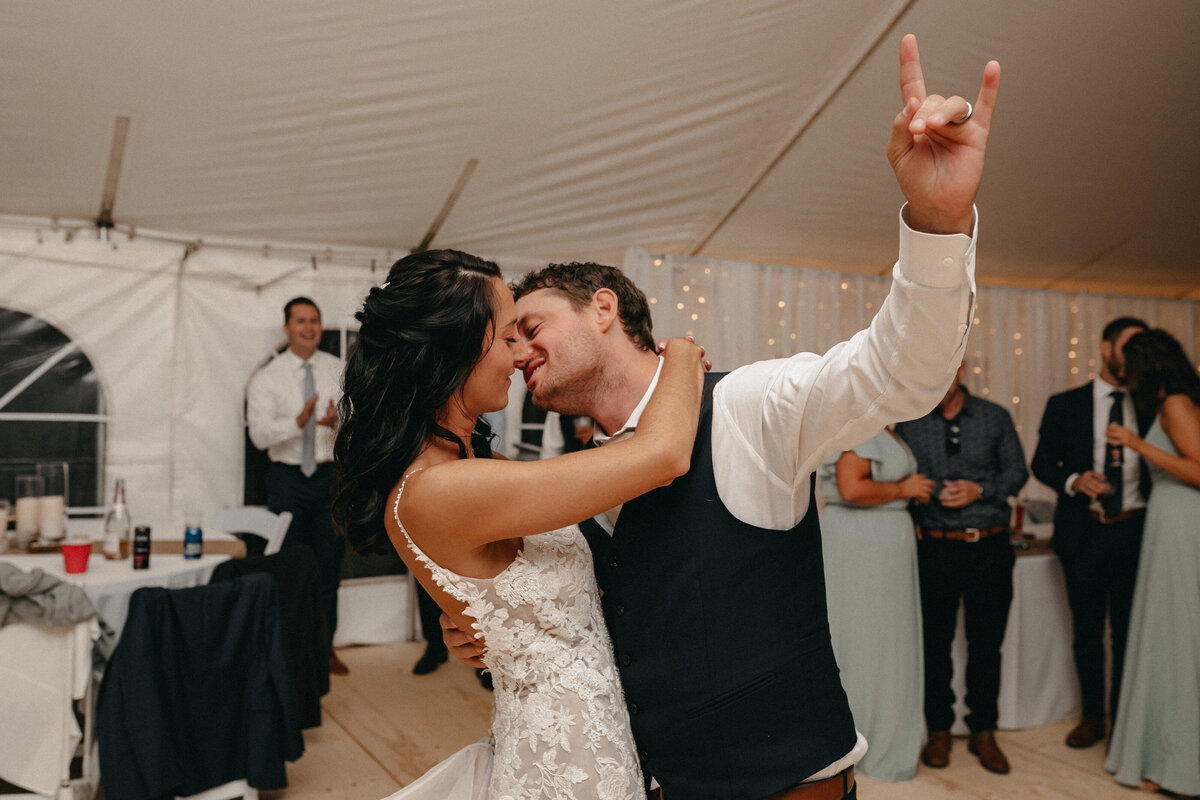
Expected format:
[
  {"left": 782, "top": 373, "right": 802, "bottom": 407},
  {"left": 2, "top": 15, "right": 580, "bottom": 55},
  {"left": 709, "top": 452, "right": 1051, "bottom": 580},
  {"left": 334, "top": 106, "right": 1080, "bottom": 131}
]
[
  {"left": 818, "top": 428, "right": 934, "bottom": 781},
  {"left": 1102, "top": 329, "right": 1200, "bottom": 798}
]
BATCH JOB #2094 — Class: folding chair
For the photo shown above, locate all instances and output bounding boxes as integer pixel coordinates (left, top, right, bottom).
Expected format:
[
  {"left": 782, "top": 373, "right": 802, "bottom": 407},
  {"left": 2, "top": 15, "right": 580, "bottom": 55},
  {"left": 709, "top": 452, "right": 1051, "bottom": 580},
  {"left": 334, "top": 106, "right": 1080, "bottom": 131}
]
[
  {"left": 0, "top": 620, "right": 99, "bottom": 800},
  {"left": 210, "top": 506, "right": 292, "bottom": 556}
]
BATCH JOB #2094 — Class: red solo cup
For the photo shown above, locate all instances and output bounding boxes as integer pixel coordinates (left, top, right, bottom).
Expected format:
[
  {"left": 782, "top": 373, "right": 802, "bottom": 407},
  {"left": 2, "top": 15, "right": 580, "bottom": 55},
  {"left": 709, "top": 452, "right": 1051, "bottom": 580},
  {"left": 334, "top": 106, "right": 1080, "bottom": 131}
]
[{"left": 61, "top": 539, "right": 92, "bottom": 574}]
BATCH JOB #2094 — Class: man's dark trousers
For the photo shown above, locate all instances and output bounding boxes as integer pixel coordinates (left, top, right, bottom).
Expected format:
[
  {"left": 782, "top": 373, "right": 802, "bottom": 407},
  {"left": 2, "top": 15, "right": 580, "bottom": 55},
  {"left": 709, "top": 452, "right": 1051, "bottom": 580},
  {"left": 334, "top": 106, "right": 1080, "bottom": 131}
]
[
  {"left": 918, "top": 534, "right": 1015, "bottom": 732},
  {"left": 1057, "top": 514, "right": 1144, "bottom": 721},
  {"left": 266, "top": 461, "right": 343, "bottom": 648}
]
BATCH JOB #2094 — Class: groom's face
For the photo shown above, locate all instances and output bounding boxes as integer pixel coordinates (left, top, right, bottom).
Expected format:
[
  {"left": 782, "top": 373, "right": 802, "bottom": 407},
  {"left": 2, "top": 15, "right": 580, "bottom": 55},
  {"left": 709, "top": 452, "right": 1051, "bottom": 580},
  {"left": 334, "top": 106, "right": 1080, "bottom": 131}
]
[{"left": 514, "top": 288, "right": 605, "bottom": 415}]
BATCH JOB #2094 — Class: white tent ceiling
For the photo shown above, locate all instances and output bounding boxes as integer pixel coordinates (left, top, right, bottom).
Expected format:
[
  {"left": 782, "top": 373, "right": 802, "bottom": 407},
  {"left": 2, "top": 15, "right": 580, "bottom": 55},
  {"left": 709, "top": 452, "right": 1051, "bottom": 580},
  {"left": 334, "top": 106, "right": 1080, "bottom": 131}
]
[{"left": 3, "top": 0, "right": 1198, "bottom": 298}]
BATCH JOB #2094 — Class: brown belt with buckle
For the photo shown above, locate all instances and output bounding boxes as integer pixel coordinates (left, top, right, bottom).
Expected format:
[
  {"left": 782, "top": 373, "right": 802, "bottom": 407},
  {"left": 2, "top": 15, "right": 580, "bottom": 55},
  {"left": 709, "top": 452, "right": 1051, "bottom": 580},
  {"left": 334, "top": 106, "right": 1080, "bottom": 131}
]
[
  {"left": 1088, "top": 508, "right": 1146, "bottom": 524},
  {"left": 922, "top": 524, "right": 1008, "bottom": 542},
  {"left": 649, "top": 767, "right": 854, "bottom": 800}
]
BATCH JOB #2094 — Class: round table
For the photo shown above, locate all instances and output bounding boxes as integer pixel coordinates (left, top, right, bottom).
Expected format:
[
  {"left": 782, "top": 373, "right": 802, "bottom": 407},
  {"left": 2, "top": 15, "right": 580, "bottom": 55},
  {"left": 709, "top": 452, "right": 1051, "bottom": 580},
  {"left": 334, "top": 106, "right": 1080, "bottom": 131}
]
[{"left": 0, "top": 549, "right": 228, "bottom": 642}]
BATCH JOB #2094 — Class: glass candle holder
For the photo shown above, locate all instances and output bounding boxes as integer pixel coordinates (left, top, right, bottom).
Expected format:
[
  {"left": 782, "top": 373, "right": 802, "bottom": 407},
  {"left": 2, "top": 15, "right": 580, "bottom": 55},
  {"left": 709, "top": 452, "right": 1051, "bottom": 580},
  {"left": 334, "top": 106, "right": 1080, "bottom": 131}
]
[
  {"left": 14, "top": 475, "right": 44, "bottom": 548},
  {"left": 35, "top": 462, "right": 69, "bottom": 541}
]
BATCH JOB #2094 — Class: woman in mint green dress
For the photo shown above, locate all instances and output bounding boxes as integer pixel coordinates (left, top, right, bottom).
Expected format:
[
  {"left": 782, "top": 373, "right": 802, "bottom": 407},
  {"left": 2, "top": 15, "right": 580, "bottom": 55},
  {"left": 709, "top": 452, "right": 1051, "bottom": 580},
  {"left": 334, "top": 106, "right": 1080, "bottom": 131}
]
[
  {"left": 1103, "top": 329, "right": 1200, "bottom": 798},
  {"left": 819, "top": 428, "right": 935, "bottom": 781}
]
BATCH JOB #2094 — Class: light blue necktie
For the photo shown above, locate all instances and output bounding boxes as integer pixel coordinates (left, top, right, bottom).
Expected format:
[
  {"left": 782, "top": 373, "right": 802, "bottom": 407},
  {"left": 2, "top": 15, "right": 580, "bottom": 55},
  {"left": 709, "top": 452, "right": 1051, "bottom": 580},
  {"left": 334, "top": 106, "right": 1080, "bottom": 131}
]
[{"left": 301, "top": 362, "right": 316, "bottom": 477}]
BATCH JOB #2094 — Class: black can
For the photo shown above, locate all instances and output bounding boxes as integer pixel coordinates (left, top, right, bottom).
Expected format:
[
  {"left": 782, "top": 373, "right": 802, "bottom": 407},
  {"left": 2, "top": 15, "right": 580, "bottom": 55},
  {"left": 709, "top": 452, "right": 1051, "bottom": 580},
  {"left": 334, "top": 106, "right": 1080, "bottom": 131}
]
[{"left": 133, "top": 525, "right": 151, "bottom": 570}]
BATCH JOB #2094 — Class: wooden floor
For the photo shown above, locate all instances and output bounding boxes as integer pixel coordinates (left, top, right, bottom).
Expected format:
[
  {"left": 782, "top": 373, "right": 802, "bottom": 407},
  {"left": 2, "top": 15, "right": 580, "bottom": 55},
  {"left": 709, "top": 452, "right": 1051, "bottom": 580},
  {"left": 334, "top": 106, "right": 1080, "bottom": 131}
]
[{"left": 268, "top": 641, "right": 1154, "bottom": 800}]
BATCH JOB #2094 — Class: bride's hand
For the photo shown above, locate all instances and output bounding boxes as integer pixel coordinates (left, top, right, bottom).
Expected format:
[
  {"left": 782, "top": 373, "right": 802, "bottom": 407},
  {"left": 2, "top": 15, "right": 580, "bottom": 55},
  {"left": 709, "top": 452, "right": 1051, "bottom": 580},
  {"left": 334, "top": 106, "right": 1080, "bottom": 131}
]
[{"left": 656, "top": 335, "right": 712, "bottom": 372}]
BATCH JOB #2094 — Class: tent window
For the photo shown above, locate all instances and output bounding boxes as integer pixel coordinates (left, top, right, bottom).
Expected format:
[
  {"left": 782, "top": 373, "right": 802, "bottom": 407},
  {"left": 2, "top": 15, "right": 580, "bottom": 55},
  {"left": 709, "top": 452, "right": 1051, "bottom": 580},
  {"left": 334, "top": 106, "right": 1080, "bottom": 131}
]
[
  {"left": 243, "top": 329, "right": 355, "bottom": 505},
  {"left": 0, "top": 309, "right": 106, "bottom": 508}
]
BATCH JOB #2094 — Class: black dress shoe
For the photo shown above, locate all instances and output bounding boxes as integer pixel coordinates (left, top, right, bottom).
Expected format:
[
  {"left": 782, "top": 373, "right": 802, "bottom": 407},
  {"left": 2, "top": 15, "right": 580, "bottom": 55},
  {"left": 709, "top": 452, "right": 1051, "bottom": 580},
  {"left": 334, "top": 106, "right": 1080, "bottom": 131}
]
[
  {"left": 476, "top": 668, "right": 494, "bottom": 691},
  {"left": 412, "top": 647, "right": 448, "bottom": 675}
]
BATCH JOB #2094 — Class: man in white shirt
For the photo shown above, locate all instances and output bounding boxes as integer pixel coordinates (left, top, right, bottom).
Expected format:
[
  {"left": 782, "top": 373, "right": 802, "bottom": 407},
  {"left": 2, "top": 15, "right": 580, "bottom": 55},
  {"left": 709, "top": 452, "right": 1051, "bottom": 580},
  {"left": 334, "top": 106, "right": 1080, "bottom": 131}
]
[
  {"left": 448, "top": 35, "right": 1000, "bottom": 799},
  {"left": 247, "top": 297, "right": 349, "bottom": 675}
]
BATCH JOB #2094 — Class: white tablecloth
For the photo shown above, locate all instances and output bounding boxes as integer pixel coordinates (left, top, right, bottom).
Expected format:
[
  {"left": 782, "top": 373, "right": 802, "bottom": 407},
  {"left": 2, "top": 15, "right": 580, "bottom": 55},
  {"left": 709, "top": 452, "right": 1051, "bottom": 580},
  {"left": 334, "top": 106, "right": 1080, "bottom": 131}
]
[
  {"left": 950, "top": 549, "right": 1081, "bottom": 733},
  {"left": 0, "top": 550, "right": 228, "bottom": 642}
]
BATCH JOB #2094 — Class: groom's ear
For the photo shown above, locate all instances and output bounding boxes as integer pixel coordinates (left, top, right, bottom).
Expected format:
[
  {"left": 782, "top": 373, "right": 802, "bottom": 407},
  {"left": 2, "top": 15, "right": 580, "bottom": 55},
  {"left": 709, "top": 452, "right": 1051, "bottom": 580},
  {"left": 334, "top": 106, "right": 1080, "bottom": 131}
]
[{"left": 591, "top": 288, "right": 620, "bottom": 334}]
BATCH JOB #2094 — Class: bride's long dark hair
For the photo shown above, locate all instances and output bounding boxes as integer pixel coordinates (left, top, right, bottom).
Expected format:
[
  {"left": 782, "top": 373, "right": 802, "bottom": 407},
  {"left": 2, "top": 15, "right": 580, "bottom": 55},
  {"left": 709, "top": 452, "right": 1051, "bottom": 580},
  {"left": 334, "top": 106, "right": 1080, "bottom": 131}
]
[{"left": 333, "top": 249, "right": 504, "bottom": 554}]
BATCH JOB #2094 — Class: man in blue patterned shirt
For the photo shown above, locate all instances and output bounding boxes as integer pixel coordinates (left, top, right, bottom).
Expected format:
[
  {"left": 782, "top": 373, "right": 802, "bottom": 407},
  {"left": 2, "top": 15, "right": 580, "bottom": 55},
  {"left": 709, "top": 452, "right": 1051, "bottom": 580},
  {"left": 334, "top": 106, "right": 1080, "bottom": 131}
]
[{"left": 895, "top": 362, "right": 1028, "bottom": 776}]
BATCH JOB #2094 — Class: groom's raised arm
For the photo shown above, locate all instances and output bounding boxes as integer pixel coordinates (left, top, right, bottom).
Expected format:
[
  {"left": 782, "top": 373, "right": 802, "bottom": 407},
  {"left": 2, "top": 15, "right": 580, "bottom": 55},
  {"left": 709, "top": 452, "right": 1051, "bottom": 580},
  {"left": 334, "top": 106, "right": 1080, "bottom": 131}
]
[{"left": 711, "top": 35, "right": 1000, "bottom": 529}]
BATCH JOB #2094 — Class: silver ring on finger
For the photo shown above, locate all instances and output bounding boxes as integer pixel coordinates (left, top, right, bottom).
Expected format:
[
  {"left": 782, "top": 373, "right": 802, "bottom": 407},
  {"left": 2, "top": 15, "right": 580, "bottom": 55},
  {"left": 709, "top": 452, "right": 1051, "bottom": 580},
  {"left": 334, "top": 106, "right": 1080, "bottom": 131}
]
[{"left": 949, "top": 100, "right": 973, "bottom": 125}]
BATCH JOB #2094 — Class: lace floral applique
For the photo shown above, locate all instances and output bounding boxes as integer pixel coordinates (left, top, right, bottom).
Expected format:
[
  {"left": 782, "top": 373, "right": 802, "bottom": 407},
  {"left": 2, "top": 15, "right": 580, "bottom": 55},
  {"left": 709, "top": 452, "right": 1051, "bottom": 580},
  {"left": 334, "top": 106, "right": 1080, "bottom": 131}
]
[{"left": 393, "top": 473, "right": 644, "bottom": 800}]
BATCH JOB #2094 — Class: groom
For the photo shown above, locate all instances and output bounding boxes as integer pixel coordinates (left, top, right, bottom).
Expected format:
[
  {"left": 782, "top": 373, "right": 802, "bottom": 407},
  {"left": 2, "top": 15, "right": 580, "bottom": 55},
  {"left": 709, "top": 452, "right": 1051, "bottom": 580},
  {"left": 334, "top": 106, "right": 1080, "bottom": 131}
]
[{"left": 448, "top": 35, "right": 1000, "bottom": 799}]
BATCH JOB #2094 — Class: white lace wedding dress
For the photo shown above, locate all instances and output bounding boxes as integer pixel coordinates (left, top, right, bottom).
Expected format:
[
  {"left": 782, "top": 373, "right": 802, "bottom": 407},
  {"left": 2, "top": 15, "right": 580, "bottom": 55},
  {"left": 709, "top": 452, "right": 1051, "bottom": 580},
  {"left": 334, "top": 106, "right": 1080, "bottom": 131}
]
[{"left": 382, "top": 472, "right": 646, "bottom": 800}]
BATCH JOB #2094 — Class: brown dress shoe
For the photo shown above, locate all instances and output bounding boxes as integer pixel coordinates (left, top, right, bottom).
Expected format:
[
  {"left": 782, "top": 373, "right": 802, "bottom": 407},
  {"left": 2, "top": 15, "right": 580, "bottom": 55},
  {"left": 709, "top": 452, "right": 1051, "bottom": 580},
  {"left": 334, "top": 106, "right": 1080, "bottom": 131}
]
[
  {"left": 1065, "top": 716, "right": 1105, "bottom": 748},
  {"left": 921, "top": 730, "right": 952, "bottom": 768},
  {"left": 329, "top": 651, "right": 350, "bottom": 675},
  {"left": 968, "top": 730, "right": 1010, "bottom": 774}
]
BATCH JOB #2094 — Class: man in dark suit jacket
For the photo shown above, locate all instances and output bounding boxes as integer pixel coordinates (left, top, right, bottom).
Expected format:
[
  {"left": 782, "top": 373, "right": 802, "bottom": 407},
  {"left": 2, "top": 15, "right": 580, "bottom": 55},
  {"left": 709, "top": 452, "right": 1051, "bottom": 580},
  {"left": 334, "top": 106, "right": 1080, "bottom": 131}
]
[{"left": 1031, "top": 316, "right": 1151, "bottom": 749}]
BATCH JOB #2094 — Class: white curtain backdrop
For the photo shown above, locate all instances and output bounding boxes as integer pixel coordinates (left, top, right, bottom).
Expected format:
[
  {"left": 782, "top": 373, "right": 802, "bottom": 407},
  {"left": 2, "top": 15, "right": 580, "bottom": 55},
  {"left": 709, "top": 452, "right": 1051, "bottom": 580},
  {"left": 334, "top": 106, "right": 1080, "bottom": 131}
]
[
  {"left": 624, "top": 247, "right": 1200, "bottom": 506},
  {"left": 3, "top": 225, "right": 1197, "bottom": 534}
]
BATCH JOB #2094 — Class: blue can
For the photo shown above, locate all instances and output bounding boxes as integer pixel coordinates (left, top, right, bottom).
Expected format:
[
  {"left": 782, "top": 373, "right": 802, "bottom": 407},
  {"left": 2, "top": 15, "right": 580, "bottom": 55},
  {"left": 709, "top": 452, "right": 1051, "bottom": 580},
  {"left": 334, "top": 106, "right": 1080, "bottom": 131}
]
[{"left": 184, "top": 525, "right": 203, "bottom": 559}]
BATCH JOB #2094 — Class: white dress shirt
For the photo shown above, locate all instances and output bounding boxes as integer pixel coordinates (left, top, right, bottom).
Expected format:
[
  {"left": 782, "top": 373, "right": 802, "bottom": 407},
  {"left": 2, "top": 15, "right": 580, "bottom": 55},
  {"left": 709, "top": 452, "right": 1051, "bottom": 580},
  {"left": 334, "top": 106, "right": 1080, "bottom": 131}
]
[
  {"left": 1061, "top": 377, "right": 1145, "bottom": 510},
  {"left": 246, "top": 348, "right": 344, "bottom": 466},
  {"left": 592, "top": 205, "right": 977, "bottom": 781}
]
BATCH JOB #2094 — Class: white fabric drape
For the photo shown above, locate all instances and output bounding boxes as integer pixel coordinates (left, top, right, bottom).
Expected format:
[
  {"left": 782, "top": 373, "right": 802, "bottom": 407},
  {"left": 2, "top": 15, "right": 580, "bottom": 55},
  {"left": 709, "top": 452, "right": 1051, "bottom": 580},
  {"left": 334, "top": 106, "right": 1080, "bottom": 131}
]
[
  {"left": 3, "top": 228, "right": 1197, "bottom": 531},
  {"left": 624, "top": 247, "right": 1200, "bottom": 505}
]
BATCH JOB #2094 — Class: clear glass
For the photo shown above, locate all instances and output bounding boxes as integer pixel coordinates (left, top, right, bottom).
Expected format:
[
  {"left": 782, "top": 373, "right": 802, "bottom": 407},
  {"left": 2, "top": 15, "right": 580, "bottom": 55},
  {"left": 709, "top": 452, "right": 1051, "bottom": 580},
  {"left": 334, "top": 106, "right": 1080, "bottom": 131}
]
[
  {"left": 0, "top": 499, "right": 11, "bottom": 552},
  {"left": 14, "top": 475, "right": 43, "bottom": 548},
  {"left": 35, "top": 462, "right": 68, "bottom": 541}
]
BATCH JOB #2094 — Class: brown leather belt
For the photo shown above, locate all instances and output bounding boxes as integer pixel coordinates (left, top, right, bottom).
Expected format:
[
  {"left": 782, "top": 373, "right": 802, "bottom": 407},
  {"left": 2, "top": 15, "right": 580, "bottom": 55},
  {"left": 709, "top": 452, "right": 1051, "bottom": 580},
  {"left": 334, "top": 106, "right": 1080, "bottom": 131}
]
[
  {"left": 649, "top": 767, "right": 854, "bottom": 800},
  {"left": 922, "top": 524, "right": 1008, "bottom": 542},
  {"left": 1088, "top": 507, "right": 1146, "bottom": 524},
  {"left": 766, "top": 767, "right": 855, "bottom": 800}
]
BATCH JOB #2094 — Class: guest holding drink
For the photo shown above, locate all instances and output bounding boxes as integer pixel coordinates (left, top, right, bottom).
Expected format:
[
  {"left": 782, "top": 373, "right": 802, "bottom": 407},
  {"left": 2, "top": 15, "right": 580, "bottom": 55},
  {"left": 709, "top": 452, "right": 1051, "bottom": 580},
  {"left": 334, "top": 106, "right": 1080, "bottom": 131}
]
[{"left": 818, "top": 428, "right": 933, "bottom": 781}]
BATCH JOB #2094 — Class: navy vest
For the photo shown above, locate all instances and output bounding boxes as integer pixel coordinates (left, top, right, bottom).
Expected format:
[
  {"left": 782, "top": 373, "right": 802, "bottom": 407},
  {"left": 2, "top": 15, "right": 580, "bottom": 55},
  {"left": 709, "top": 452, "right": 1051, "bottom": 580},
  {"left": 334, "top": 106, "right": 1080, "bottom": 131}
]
[{"left": 581, "top": 373, "right": 856, "bottom": 799}]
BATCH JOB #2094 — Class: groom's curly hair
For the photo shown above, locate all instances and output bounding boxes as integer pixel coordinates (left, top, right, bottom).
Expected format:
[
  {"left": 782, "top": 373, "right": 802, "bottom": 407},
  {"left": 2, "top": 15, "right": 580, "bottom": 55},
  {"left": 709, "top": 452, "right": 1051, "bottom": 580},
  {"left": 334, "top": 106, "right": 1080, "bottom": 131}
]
[{"left": 511, "top": 262, "right": 656, "bottom": 352}]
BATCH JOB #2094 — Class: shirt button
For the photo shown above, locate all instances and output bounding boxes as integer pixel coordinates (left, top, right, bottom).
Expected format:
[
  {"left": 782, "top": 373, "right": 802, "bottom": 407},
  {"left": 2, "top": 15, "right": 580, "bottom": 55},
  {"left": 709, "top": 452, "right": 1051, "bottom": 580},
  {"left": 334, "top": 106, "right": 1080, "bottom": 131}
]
[
  {"left": 609, "top": 559, "right": 619, "bottom": 568},
  {"left": 615, "top": 604, "right": 626, "bottom": 615},
  {"left": 942, "top": 256, "right": 954, "bottom": 267}
]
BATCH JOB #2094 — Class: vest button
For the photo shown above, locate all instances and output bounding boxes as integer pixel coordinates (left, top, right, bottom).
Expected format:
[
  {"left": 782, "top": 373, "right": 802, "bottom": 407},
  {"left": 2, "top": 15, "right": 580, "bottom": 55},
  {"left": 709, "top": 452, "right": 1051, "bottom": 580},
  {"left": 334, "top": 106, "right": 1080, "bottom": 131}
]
[
  {"left": 621, "top": 654, "right": 631, "bottom": 666},
  {"left": 609, "top": 559, "right": 619, "bottom": 568},
  {"left": 630, "top": 703, "right": 639, "bottom": 714},
  {"left": 615, "top": 604, "right": 626, "bottom": 615},
  {"left": 640, "top": 750, "right": 649, "bottom": 761}
]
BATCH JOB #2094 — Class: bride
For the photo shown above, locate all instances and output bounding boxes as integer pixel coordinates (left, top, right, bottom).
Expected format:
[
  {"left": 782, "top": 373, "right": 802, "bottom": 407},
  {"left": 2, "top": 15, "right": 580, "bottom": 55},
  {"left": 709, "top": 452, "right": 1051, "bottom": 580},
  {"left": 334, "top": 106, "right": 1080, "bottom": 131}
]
[{"left": 332, "top": 249, "right": 705, "bottom": 800}]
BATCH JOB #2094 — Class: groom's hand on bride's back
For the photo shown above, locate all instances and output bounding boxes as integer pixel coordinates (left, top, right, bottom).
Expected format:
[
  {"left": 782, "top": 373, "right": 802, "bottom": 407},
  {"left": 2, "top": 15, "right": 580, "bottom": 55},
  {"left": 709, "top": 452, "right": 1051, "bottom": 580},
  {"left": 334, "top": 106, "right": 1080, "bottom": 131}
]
[{"left": 441, "top": 613, "right": 487, "bottom": 667}]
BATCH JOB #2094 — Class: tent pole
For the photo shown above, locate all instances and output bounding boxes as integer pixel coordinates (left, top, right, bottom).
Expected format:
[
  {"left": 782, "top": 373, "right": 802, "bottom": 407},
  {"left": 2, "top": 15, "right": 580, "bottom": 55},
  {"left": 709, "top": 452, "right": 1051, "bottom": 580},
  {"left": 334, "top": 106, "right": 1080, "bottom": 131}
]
[{"left": 687, "top": 0, "right": 918, "bottom": 257}]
